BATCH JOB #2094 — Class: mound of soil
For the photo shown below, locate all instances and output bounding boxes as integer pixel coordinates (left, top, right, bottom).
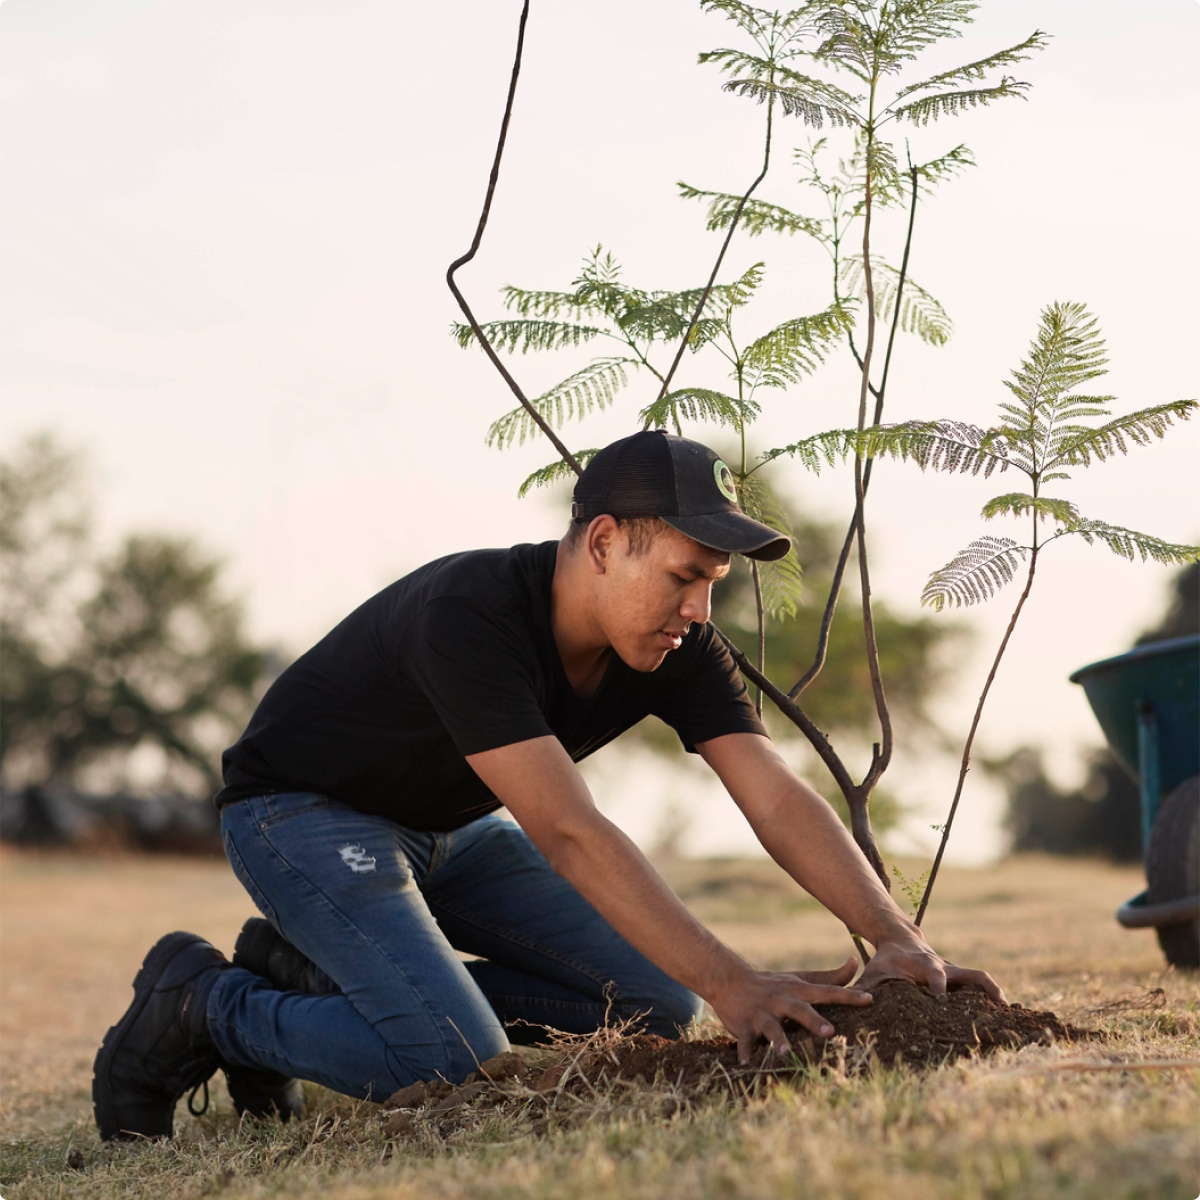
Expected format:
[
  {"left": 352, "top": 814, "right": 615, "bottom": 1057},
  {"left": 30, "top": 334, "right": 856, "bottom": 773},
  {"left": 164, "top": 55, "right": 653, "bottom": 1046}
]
[
  {"left": 586, "top": 981, "right": 1098, "bottom": 1090},
  {"left": 382, "top": 982, "right": 1098, "bottom": 1133}
]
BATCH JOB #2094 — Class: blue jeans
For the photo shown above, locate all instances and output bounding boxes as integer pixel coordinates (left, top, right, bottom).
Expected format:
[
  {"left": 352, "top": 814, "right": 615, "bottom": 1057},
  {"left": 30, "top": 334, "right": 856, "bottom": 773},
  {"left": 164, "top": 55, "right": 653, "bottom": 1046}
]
[{"left": 208, "top": 793, "right": 701, "bottom": 1100}]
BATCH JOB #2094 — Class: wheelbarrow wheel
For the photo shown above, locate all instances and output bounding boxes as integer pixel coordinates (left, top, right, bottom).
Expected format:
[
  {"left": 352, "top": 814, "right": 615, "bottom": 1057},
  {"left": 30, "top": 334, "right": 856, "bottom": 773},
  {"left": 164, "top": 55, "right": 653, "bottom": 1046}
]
[{"left": 1145, "top": 775, "right": 1200, "bottom": 969}]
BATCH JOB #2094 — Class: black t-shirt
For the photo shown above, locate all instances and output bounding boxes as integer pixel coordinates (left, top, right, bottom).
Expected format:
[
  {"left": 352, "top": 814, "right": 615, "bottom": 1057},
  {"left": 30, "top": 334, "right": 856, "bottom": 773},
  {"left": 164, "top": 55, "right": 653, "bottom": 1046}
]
[{"left": 217, "top": 541, "right": 766, "bottom": 830}]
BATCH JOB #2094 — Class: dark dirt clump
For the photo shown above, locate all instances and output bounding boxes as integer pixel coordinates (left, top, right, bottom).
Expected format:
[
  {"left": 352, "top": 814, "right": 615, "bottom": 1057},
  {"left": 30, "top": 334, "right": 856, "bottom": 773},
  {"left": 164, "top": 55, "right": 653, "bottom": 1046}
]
[
  {"left": 381, "top": 982, "right": 1099, "bottom": 1135},
  {"left": 581, "top": 980, "right": 1099, "bottom": 1091}
]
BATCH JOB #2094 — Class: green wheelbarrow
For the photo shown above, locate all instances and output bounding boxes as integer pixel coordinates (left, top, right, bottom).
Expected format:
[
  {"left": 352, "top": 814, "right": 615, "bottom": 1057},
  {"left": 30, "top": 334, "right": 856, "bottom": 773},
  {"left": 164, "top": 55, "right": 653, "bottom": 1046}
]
[{"left": 1070, "top": 634, "right": 1199, "bottom": 968}]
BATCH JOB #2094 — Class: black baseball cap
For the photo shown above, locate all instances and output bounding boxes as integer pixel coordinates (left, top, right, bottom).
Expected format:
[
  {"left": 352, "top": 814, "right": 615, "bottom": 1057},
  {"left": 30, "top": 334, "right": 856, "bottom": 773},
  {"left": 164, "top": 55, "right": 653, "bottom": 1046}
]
[{"left": 571, "top": 430, "right": 792, "bottom": 562}]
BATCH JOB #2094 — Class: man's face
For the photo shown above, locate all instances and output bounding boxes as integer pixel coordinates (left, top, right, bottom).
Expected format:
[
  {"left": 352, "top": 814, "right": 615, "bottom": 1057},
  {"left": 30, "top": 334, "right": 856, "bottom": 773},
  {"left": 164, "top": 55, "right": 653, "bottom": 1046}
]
[{"left": 596, "top": 524, "right": 731, "bottom": 672}]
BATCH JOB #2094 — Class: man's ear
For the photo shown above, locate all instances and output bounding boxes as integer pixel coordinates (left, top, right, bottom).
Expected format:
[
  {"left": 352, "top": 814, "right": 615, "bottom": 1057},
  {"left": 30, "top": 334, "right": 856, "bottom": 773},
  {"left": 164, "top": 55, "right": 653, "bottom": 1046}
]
[{"left": 585, "top": 515, "right": 620, "bottom": 574}]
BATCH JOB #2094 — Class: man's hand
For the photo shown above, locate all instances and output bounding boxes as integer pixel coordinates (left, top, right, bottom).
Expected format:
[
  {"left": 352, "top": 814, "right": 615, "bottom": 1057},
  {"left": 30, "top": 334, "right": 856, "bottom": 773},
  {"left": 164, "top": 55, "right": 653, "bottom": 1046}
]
[
  {"left": 857, "top": 934, "right": 1006, "bottom": 1004},
  {"left": 698, "top": 734, "right": 1008, "bottom": 1009},
  {"left": 708, "top": 956, "right": 872, "bottom": 1065}
]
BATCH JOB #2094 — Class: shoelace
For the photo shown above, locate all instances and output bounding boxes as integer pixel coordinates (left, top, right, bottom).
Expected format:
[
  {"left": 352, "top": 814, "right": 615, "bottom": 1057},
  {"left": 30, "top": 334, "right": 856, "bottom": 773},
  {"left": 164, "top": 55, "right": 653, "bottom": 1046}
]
[{"left": 187, "top": 1078, "right": 210, "bottom": 1116}]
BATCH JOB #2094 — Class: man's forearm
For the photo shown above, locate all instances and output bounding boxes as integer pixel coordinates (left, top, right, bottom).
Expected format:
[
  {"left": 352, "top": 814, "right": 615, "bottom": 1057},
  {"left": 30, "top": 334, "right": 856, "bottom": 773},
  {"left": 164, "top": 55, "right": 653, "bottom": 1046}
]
[
  {"left": 751, "top": 783, "right": 915, "bottom": 946},
  {"left": 701, "top": 733, "right": 915, "bottom": 947},
  {"left": 541, "top": 805, "right": 754, "bottom": 999},
  {"left": 467, "top": 735, "right": 751, "bottom": 1002}
]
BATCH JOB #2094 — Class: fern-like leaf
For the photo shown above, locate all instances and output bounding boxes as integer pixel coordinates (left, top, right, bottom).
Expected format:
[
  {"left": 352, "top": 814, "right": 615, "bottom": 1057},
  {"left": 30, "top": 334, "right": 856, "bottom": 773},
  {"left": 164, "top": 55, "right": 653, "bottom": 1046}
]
[
  {"left": 1065, "top": 521, "right": 1200, "bottom": 566},
  {"left": 735, "top": 472, "right": 803, "bottom": 618},
  {"left": 813, "top": 2, "right": 983, "bottom": 80},
  {"left": 892, "top": 31, "right": 1050, "bottom": 100},
  {"left": 757, "top": 551, "right": 805, "bottom": 621},
  {"left": 639, "top": 388, "right": 760, "bottom": 434},
  {"left": 762, "top": 429, "right": 858, "bottom": 475},
  {"left": 485, "top": 358, "right": 632, "bottom": 449},
  {"left": 891, "top": 78, "right": 1034, "bottom": 126},
  {"left": 678, "top": 184, "right": 825, "bottom": 239},
  {"left": 742, "top": 304, "right": 852, "bottom": 387},
  {"left": 721, "top": 77, "right": 861, "bottom": 128},
  {"left": 980, "top": 493, "right": 1080, "bottom": 527},
  {"left": 860, "top": 420, "right": 1010, "bottom": 475},
  {"left": 517, "top": 451, "right": 599, "bottom": 499},
  {"left": 1052, "top": 400, "right": 1198, "bottom": 469},
  {"left": 672, "top": 261, "right": 767, "bottom": 315},
  {"left": 863, "top": 136, "right": 903, "bottom": 201},
  {"left": 769, "top": 420, "right": 1012, "bottom": 477},
  {"left": 913, "top": 143, "right": 976, "bottom": 190},
  {"left": 699, "top": 0, "right": 815, "bottom": 46},
  {"left": 841, "top": 257, "right": 952, "bottom": 346},
  {"left": 615, "top": 299, "right": 690, "bottom": 342},
  {"left": 500, "top": 286, "right": 594, "bottom": 321},
  {"left": 1004, "top": 301, "right": 1108, "bottom": 412},
  {"left": 452, "top": 319, "right": 607, "bottom": 355},
  {"left": 922, "top": 536, "right": 1028, "bottom": 611}
]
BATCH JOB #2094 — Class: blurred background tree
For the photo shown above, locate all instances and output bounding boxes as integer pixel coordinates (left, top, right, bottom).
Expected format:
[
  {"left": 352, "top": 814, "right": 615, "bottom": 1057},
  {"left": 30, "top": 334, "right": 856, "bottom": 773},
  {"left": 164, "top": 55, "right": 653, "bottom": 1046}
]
[
  {"left": 711, "top": 511, "right": 965, "bottom": 746},
  {"left": 1, "top": 433, "right": 267, "bottom": 804}
]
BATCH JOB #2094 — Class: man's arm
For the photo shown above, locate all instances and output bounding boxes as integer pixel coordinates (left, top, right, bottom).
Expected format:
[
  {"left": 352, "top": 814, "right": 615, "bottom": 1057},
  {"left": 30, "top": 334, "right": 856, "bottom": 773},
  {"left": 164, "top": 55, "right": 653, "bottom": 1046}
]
[
  {"left": 696, "top": 731, "right": 1005, "bottom": 1002},
  {"left": 466, "top": 735, "right": 872, "bottom": 1062}
]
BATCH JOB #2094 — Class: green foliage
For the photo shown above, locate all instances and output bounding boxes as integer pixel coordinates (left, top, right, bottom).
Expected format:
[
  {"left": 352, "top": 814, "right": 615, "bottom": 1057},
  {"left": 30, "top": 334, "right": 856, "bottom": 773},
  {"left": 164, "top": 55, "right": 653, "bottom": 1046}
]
[
  {"left": 740, "top": 304, "right": 855, "bottom": 385},
  {"left": 711, "top": 512, "right": 965, "bottom": 736},
  {"left": 486, "top": 358, "right": 631, "bottom": 450},
  {"left": 680, "top": 1, "right": 1046, "bottom": 423},
  {"left": 891, "top": 863, "right": 932, "bottom": 917},
  {"left": 639, "top": 387, "right": 761, "bottom": 434},
  {"left": 458, "top": 2, "right": 1072, "bottom": 894},
  {"left": 927, "top": 302, "right": 1196, "bottom": 605},
  {"left": 733, "top": 473, "right": 804, "bottom": 620},
  {"left": 456, "top": 246, "right": 843, "bottom": 627},
  {"left": 516, "top": 451, "right": 600, "bottom": 499},
  {"left": 772, "top": 303, "right": 1198, "bottom": 610},
  {"left": 840, "top": 257, "right": 952, "bottom": 346},
  {"left": 920, "top": 535, "right": 1026, "bottom": 611}
]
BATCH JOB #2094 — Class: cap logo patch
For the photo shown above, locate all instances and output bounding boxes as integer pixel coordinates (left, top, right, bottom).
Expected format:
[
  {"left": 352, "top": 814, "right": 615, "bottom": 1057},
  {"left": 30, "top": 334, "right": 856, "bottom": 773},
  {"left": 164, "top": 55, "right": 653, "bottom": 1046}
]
[{"left": 713, "top": 459, "right": 738, "bottom": 504}]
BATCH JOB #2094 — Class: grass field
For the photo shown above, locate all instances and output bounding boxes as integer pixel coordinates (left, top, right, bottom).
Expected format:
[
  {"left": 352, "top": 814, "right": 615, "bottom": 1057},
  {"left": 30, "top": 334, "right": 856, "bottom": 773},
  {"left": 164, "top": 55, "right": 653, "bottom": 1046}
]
[{"left": 1, "top": 847, "right": 1197, "bottom": 1199}]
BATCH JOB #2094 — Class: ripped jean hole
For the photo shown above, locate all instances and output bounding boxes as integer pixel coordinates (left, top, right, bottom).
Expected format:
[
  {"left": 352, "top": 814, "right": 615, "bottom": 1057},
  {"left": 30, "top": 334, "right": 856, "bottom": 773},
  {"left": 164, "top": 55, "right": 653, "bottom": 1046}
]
[{"left": 338, "top": 844, "right": 377, "bottom": 874}]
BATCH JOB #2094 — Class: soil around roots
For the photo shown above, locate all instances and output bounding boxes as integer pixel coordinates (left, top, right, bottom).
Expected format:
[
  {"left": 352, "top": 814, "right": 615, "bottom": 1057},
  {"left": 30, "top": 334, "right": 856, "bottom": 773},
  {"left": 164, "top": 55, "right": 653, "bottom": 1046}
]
[
  {"left": 381, "top": 982, "right": 1099, "bottom": 1136},
  {"left": 587, "top": 980, "right": 1099, "bottom": 1089}
]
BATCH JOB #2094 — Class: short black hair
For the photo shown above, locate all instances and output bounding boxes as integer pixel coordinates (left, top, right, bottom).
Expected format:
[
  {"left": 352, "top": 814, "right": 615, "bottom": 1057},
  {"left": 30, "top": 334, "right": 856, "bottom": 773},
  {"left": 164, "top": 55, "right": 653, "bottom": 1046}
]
[{"left": 563, "top": 515, "right": 669, "bottom": 557}]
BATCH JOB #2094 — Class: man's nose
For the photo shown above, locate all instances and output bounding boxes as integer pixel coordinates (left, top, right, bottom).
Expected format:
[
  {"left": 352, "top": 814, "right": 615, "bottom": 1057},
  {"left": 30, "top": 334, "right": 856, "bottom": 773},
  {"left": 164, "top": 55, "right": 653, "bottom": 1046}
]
[{"left": 680, "top": 582, "right": 712, "bottom": 625}]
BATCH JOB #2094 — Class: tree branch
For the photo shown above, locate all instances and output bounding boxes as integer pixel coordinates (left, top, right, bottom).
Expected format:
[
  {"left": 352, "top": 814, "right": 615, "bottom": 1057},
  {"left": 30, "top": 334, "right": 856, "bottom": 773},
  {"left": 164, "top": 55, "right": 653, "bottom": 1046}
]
[{"left": 445, "top": 0, "right": 583, "bottom": 477}]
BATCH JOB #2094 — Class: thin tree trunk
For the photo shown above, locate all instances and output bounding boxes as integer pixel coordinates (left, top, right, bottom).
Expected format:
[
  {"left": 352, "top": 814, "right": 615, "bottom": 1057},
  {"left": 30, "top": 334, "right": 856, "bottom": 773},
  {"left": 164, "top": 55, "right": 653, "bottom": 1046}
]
[{"left": 915, "top": 548, "right": 1040, "bottom": 925}]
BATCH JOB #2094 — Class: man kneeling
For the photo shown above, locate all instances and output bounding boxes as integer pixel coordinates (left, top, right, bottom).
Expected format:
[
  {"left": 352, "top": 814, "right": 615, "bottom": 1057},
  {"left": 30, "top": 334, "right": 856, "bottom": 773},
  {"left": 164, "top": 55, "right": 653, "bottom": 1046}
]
[{"left": 92, "top": 430, "right": 1002, "bottom": 1140}]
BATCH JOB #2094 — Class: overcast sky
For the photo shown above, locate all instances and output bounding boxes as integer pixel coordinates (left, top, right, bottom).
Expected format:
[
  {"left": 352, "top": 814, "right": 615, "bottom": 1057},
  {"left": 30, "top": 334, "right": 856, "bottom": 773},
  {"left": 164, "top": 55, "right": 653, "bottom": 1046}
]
[{"left": 3, "top": 0, "right": 1197, "bottom": 859}]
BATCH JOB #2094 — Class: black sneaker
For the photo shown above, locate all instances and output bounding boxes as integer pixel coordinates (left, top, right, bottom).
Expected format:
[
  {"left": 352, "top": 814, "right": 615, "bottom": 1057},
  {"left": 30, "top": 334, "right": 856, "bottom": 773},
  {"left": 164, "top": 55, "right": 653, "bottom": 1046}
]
[
  {"left": 233, "top": 918, "right": 334, "bottom": 996},
  {"left": 93, "top": 931, "right": 228, "bottom": 1141}
]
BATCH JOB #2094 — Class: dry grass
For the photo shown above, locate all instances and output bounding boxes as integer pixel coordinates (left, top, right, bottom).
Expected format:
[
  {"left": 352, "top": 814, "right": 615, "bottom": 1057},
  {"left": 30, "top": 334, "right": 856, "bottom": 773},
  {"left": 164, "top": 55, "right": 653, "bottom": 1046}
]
[{"left": 1, "top": 846, "right": 1198, "bottom": 1199}]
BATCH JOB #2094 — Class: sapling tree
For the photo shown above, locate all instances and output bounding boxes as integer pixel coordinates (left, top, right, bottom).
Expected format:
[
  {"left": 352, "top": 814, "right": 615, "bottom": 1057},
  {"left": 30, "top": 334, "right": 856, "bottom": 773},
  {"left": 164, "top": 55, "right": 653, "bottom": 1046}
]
[
  {"left": 449, "top": 0, "right": 1051, "bottom": 896},
  {"left": 447, "top": 0, "right": 1198, "bottom": 949},
  {"left": 669, "top": 0, "right": 1048, "bottom": 884},
  {"left": 773, "top": 301, "right": 1198, "bottom": 918}
]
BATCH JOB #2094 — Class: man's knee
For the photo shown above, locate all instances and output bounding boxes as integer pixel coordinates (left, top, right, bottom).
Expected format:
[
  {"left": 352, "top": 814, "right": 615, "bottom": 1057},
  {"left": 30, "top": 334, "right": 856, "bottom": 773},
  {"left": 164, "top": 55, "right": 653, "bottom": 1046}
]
[
  {"left": 617, "top": 980, "right": 703, "bottom": 1040},
  {"left": 379, "top": 1021, "right": 511, "bottom": 1095}
]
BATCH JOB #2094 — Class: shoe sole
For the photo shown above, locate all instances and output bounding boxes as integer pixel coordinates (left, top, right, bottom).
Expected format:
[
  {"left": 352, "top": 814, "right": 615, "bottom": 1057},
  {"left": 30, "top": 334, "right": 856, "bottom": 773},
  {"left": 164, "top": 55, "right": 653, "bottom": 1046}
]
[{"left": 92, "top": 931, "right": 210, "bottom": 1141}]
